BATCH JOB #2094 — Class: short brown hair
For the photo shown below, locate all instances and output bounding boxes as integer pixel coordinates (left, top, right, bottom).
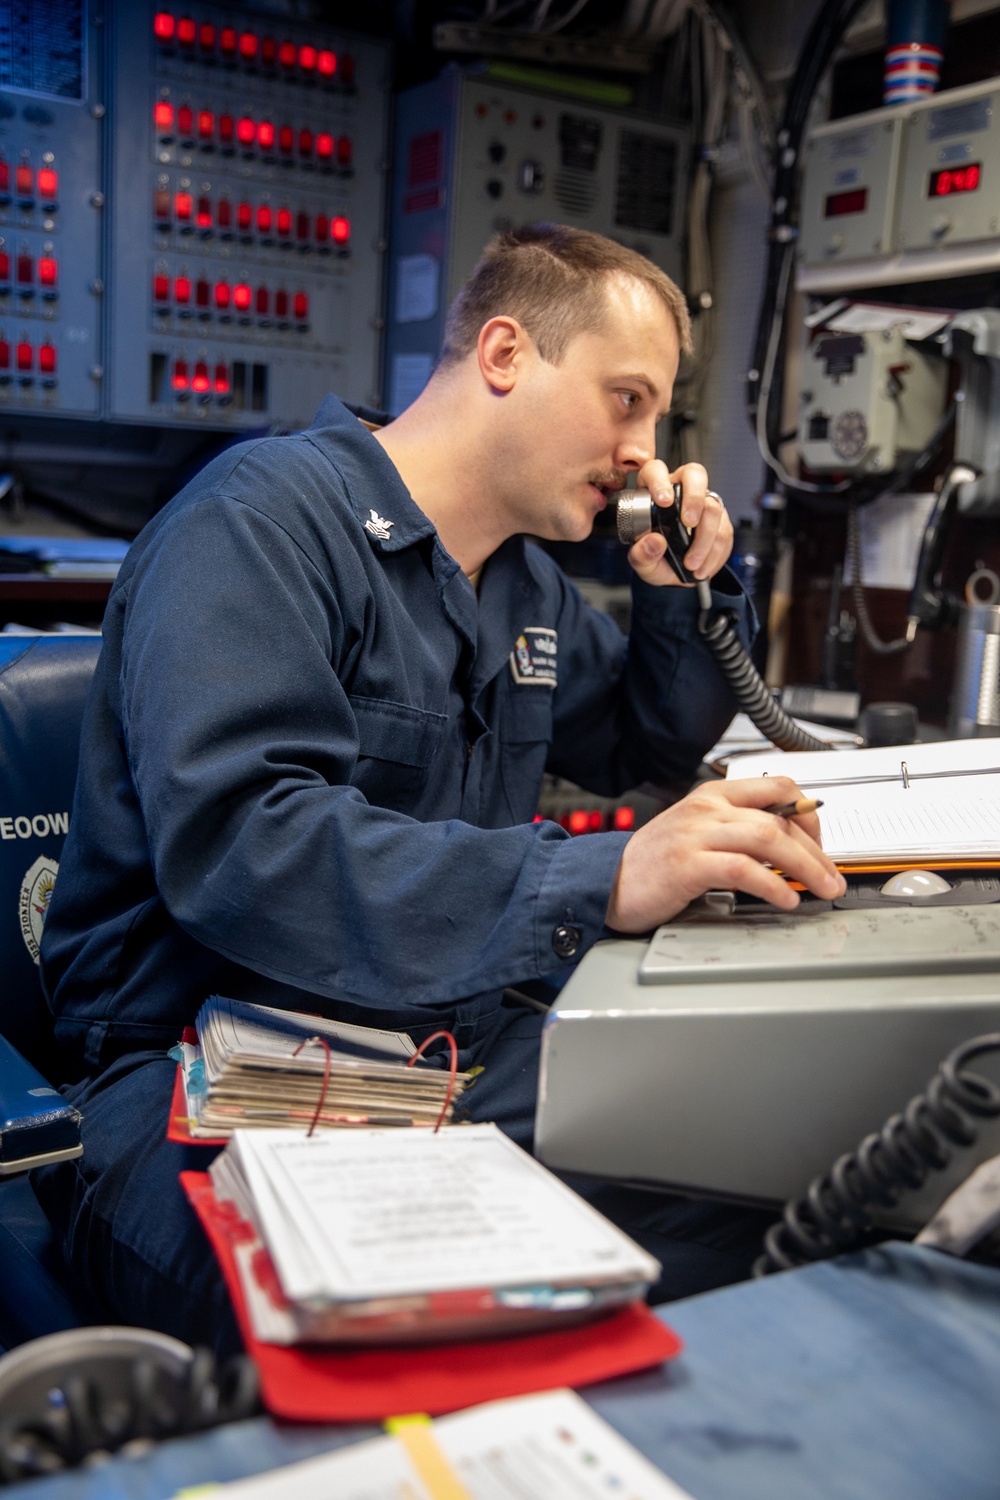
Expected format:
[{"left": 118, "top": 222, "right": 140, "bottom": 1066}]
[{"left": 439, "top": 223, "right": 693, "bottom": 366}]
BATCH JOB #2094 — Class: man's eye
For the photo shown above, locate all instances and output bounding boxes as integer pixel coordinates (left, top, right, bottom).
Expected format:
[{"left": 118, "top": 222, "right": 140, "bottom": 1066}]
[{"left": 620, "top": 392, "right": 640, "bottom": 410}]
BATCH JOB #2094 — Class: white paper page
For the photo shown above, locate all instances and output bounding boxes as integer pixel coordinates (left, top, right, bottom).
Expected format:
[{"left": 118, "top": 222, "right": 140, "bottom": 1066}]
[
  {"left": 817, "top": 778, "right": 1000, "bottom": 861},
  {"left": 235, "top": 1125, "right": 658, "bottom": 1301},
  {"left": 201, "top": 1390, "right": 694, "bottom": 1500},
  {"left": 201, "top": 997, "right": 414, "bottom": 1085},
  {"left": 215, "top": 1136, "right": 331, "bottom": 1303},
  {"left": 727, "top": 735, "right": 1000, "bottom": 788}
]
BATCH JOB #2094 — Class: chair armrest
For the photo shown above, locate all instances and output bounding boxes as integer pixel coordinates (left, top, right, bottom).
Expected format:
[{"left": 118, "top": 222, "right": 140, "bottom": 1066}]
[{"left": 0, "top": 1033, "right": 82, "bottom": 1174}]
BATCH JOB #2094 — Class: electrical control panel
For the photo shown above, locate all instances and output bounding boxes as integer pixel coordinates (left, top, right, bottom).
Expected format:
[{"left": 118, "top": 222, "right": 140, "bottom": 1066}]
[
  {"left": 798, "top": 108, "right": 905, "bottom": 268},
  {"left": 0, "top": 0, "right": 103, "bottom": 417},
  {"left": 797, "top": 326, "right": 947, "bottom": 474},
  {"left": 897, "top": 77, "right": 1000, "bottom": 254},
  {"left": 385, "top": 73, "right": 690, "bottom": 415},
  {"left": 105, "top": 3, "right": 389, "bottom": 431}
]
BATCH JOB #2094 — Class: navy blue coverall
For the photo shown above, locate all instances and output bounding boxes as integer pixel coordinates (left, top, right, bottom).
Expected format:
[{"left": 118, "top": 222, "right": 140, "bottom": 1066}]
[{"left": 35, "top": 396, "right": 772, "bottom": 1350}]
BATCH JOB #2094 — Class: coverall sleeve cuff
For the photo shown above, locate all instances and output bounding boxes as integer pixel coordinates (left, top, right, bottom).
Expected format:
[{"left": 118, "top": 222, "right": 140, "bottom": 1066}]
[{"left": 533, "top": 829, "right": 632, "bottom": 973}]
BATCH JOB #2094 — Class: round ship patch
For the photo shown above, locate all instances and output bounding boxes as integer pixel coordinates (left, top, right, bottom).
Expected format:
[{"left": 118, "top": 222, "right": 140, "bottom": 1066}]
[{"left": 19, "top": 855, "right": 58, "bottom": 965}]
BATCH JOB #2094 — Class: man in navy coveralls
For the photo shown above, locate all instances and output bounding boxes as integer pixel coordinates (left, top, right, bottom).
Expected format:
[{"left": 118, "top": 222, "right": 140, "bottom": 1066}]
[{"left": 35, "top": 226, "right": 844, "bottom": 1351}]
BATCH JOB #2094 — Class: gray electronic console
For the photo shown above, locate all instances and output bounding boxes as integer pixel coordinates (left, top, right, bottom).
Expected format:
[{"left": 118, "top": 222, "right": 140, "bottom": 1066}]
[{"left": 535, "top": 904, "right": 1000, "bottom": 1233}]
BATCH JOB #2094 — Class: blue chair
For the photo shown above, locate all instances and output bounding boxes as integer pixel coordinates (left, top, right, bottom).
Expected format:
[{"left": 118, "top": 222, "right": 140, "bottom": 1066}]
[{"left": 0, "top": 634, "right": 104, "bottom": 1350}]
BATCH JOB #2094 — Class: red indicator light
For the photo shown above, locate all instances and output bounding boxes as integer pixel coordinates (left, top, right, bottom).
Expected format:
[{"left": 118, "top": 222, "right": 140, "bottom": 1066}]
[
  {"left": 276, "top": 207, "right": 292, "bottom": 237},
  {"left": 177, "top": 16, "right": 196, "bottom": 46},
  {"left": 239, "top": 31, "right": 258, "bottom": 60},
  {"left": 38, "top": 168, "right": 57, "bottom": 200},
  {"left": 0, "top": 341, "right": 10, "bottom": 369},
  {"left": 236, "top": 116, "right": 256, "bottom": 146},
  {"left": 16, "top": 341, "right": 32, "bottom": 371},
  {"left": 0, "top": 251, "right": 11, "bottom": 280},
  {"left": 0, "top": 162, "right": 9, "bottom": 193},
  {"left": 298, "top": 128, "right": 313, "bottom": 157},
  {"left": 171, "top": 359, "right": 189, "bottom": 391},
  {"left": 823, "top": 187, "right": 868, "bottom": 218},
  {"left": 568, "top": 809, "right": 589, "bottom": 835},
  {"left": 278, "top": 125, "right": 294, "bottom": 155},
  {"left": 219, "top": 114, "right": 234, "bottom": 145},
  {"left": 275, "top": 289, "right": 289, "bottom": 318},
  {"left": 318, "top": 49, "right": 336, "bottom": 77},
  {"left": 293, "top": 291, "right": 308, "bottom": 321},
  {"left": 299, "top": 44, "right": 317, "bottom": 70},
  {"left": 220, "top": 26, "right": 236, "bottom": 55},
  {"left": 192, "top": 361, "right": 210, "bottom": 393},
  {"left": 316, "top": 132, "right": 334, "bottom": 160},
  {"left": 174, "top": 191, "right": 192, "bottom": 220},
  {"left": 198, "top": 110, "right": 214, "bottom": 140},
  {"left": 256, "top": 286, "right": 270, "bottom": 315},
  {"left": 39, "top": 342, "right": 56, "bottom": 375},
  {"left": 261, "top": 36, "right": 277, "bottom": 66},
  {"left": 588, "top": 809, "right": 604, "bottom": 832},
  {"left": 15, "top": 165, "right": 33, "bottom": 197},
  {"left": 340, "top": 54, "right": 355, "bottom": 85},
  {"left": 17, "top": 254, "right": 33, "bottom": 285},
  {"left": 214, "top": 363, "right": 230, "bottom": 394},
  {"left": 256, "top": 204, "right": 272, "bottom": 234},
  {"left": 315, "top": 213, "right": 329, "bottom": 243},
  {"left": 153, "top": 188, "right": 171, "bottom": 220},
  {"left": 196, "top": 196, "right": 212, "bottom": 229},
  {"left": 257, "top": 121, "right": 275, "bottom": 151},
  {"left": 173, "top": 275, "right": 191, "bottom": 304},
  {"left": 195, "top": 277, "right": 210, "bottom": 307},
  {"left": 233, "top": 282, "right": 252, "bottom": 311},
  {"left": 331, "top": 215, "right": 350, "bottom": 244},
  {"left": 279, "top": 40, "right": 297, "bottom": 68},
  {"left": 198, "top": 22, "right": 215, "bottom": 51},
  {"left": 336, "top": 136, "right": 353, "bottom": 167},
  {"left": 533, "top": 813, "right": 544, "bottom": 823},
  {"left": 153, "top": 12, "right": 176, "bottom": 42},
  {"left": 237, "top": 201, "right": 252, "bottom": 231},
  {"left": 296, "top": 210, "right": 310, "bottom": 240},
  {"left": 216, "top": 198, "right": 231, "bottom": 229},
  {"left": 214, "top": 280, "right": 231, "bottom": 309},
  {"left": 929, "top": 162, "right": 982, "bottom": 196},
  {"left": 153, "top": 272, "right": 170, "bottom": 301},
  {"left": 38, "top": 256, "right": 57, "bottom": 286},
  {"left": 475, "top": 103, "right": 488, "bottom": 119},
  {"left": 177, "top": 105, "right": 194, "bottom": 138},
  {"left": 613, "top": 806, "right": 635, "bottom": 831}
]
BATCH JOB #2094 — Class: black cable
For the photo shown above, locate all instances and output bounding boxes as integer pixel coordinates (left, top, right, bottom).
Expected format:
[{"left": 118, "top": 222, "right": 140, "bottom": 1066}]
[
  {"left": 0, "top": 1346, "right": 259, "bottom": 1485},
  {"left": 754, "top": 1032, "right": 1000, "bottom": 1276},
  {"left": 697, "top": 603, "right": 830, "bottom": 751}
]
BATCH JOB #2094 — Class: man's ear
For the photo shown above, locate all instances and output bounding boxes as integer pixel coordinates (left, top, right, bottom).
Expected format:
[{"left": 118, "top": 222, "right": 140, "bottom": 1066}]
[{"left": 476, "top": 316, "right": 526, "bottom": 393}]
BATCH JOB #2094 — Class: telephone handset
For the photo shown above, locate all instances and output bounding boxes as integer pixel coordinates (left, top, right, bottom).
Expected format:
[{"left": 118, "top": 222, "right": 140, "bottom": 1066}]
[
  {"left": 612, "top": 488, "right": 830, "bottom": 753},
  {"left": 614, "top": 485, "right": 697, "bottom": 587}
]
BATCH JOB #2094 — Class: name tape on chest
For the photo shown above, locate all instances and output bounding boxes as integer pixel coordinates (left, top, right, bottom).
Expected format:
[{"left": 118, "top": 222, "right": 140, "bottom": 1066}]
[{"left": 510, "top": 627, "right": 558, "bottom": 688}]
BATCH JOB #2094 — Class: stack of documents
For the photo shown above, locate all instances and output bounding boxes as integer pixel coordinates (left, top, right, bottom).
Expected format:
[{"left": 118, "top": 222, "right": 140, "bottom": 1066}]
[
  {"left": 728, "top": 736, "right": 1000, "bottom": 868},
  {"left": 177, "top": 995, "right": 470, "bottom": 1137},
  {"left": 209, "top": 1123, "right": 660, "bottom": 1344}
]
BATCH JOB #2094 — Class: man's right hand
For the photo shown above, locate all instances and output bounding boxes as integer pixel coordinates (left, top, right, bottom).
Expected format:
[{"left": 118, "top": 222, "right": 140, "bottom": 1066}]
[{"left": 605, "top": 776, "right": 847, "bottom": 933}]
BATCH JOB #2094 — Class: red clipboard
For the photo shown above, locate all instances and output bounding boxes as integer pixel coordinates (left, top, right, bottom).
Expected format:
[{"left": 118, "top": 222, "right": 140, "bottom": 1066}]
[{"left": 181, "top": 1170, "right": 683, "bottom": 1423}]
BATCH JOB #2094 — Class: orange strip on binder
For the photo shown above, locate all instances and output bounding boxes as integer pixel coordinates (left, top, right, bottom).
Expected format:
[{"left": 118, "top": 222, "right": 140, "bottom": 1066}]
[{"left": 180, "top": 1170, "right": 682, "bottom": 1425}]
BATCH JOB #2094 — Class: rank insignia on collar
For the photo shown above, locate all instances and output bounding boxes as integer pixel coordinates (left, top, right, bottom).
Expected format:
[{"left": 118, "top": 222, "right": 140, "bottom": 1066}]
[{"left": 364, "top": 509, "right": 394, "bottom": 541}]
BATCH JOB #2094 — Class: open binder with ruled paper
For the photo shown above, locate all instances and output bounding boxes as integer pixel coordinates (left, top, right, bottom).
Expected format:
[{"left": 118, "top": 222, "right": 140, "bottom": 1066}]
[{"left": 727, "top": 737, "right": 1000, "bottom": 870}]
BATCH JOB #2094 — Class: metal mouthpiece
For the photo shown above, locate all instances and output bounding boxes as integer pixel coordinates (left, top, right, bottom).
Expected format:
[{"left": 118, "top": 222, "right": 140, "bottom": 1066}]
[{"left": 614, "top": 489, "right": 654, "bottom": 546}]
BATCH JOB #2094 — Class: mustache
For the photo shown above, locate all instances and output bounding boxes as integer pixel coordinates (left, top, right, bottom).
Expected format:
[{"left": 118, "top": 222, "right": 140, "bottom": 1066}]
[{"left": 588, "top": 471, "right": 628, "bottom": 492}]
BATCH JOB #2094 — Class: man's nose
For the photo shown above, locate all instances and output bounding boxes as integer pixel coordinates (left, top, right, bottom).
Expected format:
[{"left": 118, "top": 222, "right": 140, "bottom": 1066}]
[{"left": 614, "top": 423, "right": 656, "bottom": 471}]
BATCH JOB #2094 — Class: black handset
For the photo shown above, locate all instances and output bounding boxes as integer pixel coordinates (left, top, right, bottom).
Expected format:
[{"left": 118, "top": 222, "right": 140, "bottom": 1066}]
[{"left": 614, "top": 485, "right": 696, "bottom": 585}]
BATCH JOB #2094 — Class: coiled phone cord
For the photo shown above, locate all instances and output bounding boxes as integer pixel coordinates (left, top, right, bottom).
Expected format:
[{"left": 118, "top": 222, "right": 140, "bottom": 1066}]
[
  {"left": 0, "top": 1346, "right": 259, "bottom": 1484},
  {"left": 754, "top": 1033, "right": 1000, "bottom": 1277},
  {"left": 695, "top": 581, "right": 830, "bottom": 753}
]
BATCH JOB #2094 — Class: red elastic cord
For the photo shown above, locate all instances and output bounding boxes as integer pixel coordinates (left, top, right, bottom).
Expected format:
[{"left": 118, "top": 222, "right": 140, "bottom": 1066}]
[
  {"left": 292, "top": 1035, "right": 332, "bottom": 1136},
  {"left": 406, "top": 1029, "right": 458, "bottom": 1133}
]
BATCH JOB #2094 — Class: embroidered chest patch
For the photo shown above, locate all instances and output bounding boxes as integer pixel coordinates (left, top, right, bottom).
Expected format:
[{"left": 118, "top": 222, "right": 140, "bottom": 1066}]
[{"left": 510, "top": 627, "right": 558, "bottom": 688}]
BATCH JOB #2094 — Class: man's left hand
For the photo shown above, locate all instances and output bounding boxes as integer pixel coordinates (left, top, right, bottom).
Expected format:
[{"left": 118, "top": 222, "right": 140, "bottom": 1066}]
[{"left": 627, "top": 460, "right": 733, "bottom": 588}]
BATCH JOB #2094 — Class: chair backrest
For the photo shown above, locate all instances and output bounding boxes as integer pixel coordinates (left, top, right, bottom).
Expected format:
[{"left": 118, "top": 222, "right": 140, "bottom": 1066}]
[{"left": 0, "top": 636, "right": 101, "bottom": 1071}]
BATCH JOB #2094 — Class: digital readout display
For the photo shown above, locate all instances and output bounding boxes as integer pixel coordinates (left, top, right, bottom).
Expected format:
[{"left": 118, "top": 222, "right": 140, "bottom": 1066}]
[
  {"left": 824, "top": 187, "right": 869, "bottom": 218},
  {"left": 928, "top": 163, "right": 982, "bottom": 196}
]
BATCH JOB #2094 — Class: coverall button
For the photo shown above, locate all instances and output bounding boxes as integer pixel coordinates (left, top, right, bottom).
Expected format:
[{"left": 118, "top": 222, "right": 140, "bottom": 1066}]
[{"left": 552, "top": 923, "right": 582, "bottom": 959}]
